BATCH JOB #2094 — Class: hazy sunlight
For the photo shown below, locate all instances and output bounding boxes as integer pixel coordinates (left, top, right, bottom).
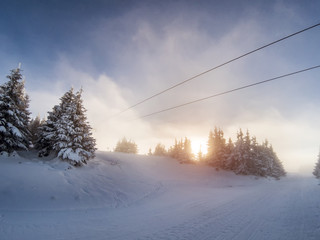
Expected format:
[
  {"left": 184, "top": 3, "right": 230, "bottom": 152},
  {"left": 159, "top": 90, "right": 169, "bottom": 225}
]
[{"left": 191, "top": 138, "right": 208, "bottom": 156}]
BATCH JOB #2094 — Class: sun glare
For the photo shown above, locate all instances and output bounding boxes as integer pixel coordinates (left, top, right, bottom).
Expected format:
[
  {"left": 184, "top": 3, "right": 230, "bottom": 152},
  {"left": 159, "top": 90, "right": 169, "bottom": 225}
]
[{"left": 191, "top": 139, "right": 208, "bottom": 156}]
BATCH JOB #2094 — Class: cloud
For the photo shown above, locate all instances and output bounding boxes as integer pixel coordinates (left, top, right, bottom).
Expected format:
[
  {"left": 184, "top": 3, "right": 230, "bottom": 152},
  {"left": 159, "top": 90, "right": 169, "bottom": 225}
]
[{"left": 22, "top": 1, "right": 320, "bottom": 172}]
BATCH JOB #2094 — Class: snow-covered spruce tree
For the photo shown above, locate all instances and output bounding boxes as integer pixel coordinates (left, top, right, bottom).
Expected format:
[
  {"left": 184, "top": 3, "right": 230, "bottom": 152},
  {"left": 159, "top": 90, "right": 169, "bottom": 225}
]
[
  {"left": 313, "top": 149, "right": 320, "bottom": 179},
  {"left": 0, "top": 68, "right": 30, "bottom": 154},
  {"left": 229, "top": 129, "right": 249, "bottom": 174},
  {"left": 168, "top": 138, "right": 193, "bottom": 163},
  {"left": 53, "top": 88, "right": 96, "bottom": 166},
  {"left": 206, "top": 127, "right": 227, "bottom": 169},
  {"left": 181, "top": 137, "right": 193, "bottom": 163},
  {"left": 224, "top": 138, "right": 234, "bottom": 170},
  {"left": 114, "top": 137, "right": 138, "bottom": 154},
  {"left": 206, "top": 130, "right": 214, "bottom": 164},
  {"left": 153, "top": 143, "right": 167, "bottom": 156},
  {"left": 250, "top": 136, "right": 266, "bottom": 176},
  {"left": 268, "top": 145, "right": 286, "bottom": 178},
  {"left": 36, "top": 105, "right": 61, "bottom": 156},
  {"left": 258, "top": 141, "right": 285, "bottom": 178},
  {"left": 243, "top": 130, "right": 256, "bottom": 175},
  {"left": 168, "top": 139, "right": 182, "bottom": 160},
  {"left": 28, "top": 115, "right": 44, "bottom": 147}
]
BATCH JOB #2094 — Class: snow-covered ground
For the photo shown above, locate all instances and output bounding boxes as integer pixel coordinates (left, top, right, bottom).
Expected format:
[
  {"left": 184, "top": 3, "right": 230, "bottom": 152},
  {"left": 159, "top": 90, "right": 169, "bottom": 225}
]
[{"left": 0, "top": 151, "right": 319, "bottom": 240}]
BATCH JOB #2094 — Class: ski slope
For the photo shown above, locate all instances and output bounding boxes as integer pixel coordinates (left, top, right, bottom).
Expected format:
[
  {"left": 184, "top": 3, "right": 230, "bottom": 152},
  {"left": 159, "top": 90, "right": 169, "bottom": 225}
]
[{"left": 0, "top": 151, "right": 319, "bottom": 240}]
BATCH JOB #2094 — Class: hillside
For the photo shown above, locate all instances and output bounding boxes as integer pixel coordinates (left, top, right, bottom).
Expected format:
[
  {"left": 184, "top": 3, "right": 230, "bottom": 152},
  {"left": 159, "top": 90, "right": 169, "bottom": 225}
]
[{"left": 0, "top": 151, "right": 319, "bottom": 240}]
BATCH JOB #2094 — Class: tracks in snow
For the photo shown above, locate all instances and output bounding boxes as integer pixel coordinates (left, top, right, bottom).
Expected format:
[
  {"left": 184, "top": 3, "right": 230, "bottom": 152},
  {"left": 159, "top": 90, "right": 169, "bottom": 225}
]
[{"left": 136, "top": 178, "right": 320, "bottom": 240}]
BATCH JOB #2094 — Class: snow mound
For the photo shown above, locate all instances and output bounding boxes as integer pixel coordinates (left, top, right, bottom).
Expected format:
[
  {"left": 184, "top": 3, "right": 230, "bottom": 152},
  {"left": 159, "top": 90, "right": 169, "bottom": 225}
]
[
  {"left": 1, "top": 151, "right": 320, "bottom": 240},
  {"left": 0, "top": 151, "right": 269, "bottom": 211}
]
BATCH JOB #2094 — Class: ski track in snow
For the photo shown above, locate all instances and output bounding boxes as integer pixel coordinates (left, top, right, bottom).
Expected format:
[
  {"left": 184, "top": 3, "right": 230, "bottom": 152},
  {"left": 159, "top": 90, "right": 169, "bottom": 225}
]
[
  {"left": 135, "top": 178, "right": 320, "bottom": 240},
  {"left": 0, "top": 152, "right": 320, "bottom": 240}
]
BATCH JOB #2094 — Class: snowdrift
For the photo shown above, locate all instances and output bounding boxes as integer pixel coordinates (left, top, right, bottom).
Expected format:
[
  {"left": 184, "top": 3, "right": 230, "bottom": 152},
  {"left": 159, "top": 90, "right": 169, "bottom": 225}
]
[
  {"left": 1, "top": 151, "right": 320, "bottom": 240},
  {"left": 0, "top": 150, "right": 269, "bottom": 211}
]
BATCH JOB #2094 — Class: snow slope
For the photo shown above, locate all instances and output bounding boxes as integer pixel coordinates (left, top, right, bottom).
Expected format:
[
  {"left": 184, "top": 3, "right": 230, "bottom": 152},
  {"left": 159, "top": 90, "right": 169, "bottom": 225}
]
[{"left": 0, "top": 151, "right": 319, "bottom": 240}]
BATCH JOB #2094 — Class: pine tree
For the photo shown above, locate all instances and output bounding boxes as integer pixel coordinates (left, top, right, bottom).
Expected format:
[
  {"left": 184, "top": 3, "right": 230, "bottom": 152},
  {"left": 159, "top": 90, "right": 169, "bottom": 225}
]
[
  {"left": 0, "top": 68, "right": 30, "bottom": 153},
  {"left": 250, "top": 136, "right": 265, "bottom": 176},
  {"left": 114, "top": 137, "right": 138, "bottom": 154},
  {"left": 254, "top": 140, "right": 285, "bottom": 178},
  {"left": 36, "top": 88, "right": 96, "bottom": 165},
  {"left": 206, "top": 130, "right": 214, "bottom": 164},
  {"left": 204, "top": 127, "right": 285, "bottom": 178},
  {"left": 28, "top": 115, "right": 44, "bottom": 147},
  {"left": 168, "top": 139, "right": 181, "bottom": 160},
  {"left": 230, "top": 129, "right": 250, "bottom": 174},
  {"left": 181, "top": 137, "right": 193, "bottom": 163},
  {"left": 206, "top": 127, "right": 227, "bottom": 169},
  {"left": 269, "top": 146, "right": 286, "bottom": 178},
  {"left": 153, "top": 143, "right": 167, "bottom": 156},
  {"left": 168, "top": 138, "right": 193, "bottom": 163},
  {"left": 243, "top": 130, "right": 254, "bottom": 174},
  {"left": 313, "top": 149, "right": 320, "bottom": 179},
  {"left": 217, "top": 128, "right": 227, "bottom": 168},
  {"left": 197, "top": 147, "right": 204, "bottom": 162},
  {"left": 54, "top": 89, "right": 96, "bottom": 166},
  {"left": 36, "top": 105, "right": 61, "bottom": 156},
  {"left": 225, "top": 138, "right": 234, "bottom": 170}
]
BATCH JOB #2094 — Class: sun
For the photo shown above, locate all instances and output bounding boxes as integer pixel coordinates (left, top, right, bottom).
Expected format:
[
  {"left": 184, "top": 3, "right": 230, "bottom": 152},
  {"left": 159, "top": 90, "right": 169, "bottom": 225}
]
[{"left": 191, "top": 138, "right": 207, "bottom": 156}]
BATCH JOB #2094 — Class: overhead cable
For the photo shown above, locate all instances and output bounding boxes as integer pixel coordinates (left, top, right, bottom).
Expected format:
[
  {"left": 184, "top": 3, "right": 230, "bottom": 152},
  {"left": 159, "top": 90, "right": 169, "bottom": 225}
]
[
  {"left": 137, "top": 64, "right": 320, "bottom": 119},
  {"left": 116, "top": 22, "right": 320, "bottom": 116}
]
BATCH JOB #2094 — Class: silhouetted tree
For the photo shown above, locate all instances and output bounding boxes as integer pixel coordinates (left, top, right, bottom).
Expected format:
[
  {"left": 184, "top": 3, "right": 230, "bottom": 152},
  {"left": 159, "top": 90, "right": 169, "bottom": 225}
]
[
  {"left": 205, "top": 128, "right": 285, "bottom": 178},
  {"left": 114, "top": 137, "right": 138, "bottom": 154},
  {"left": 169, "top": 138, "right": 193, "bottom": 163},
  {"left": 153, "top": 143, "right": 167, "bottom": 156},
  {"left": 206, "top": 127, "right": 227, "bottom": 169},
  {"left": 313, "top": 149, "right": 320, "bottom": 179}
]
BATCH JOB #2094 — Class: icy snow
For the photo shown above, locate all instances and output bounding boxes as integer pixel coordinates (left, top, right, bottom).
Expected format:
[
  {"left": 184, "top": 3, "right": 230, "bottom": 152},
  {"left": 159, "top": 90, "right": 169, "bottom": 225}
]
[{"left": 0, "top": 151, "right": 319, "bottom": 240}]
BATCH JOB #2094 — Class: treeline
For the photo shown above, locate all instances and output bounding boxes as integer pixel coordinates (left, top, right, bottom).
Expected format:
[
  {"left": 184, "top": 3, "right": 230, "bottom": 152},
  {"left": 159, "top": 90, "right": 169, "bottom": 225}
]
[
  {"left": 147, "top": 127, "right": 286, "bottom": 178},
  {"left": 205, "top": 127, "right": 285, "bottom": 178},
  {"left": 0, "top": 68, "right": 96, "bottom": 166}
]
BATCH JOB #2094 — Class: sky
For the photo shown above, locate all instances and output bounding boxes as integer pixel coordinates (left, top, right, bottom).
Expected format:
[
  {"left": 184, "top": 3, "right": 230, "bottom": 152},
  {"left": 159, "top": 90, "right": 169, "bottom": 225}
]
[{"left": 0, "top": 0, "right": 320, "bottom": 173}]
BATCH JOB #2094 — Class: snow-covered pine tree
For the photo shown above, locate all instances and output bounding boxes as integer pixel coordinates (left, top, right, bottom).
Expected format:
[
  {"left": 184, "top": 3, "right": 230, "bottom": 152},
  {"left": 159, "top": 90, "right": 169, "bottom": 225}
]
[
  {"left": 206, "top": 127, "right": 227, "bottom": 168},
  {"left": 206, "top": 130, "right": 214, "bottom": 164},
  {"left": 224, "top": 138, "right": 234, "bottom": 170},
  {"left": 313, "top": 149, "right": 320, "bottom": 179},
  {"left": 197, "top": 147, "right": 204, "bottom": 162},
  {"left": 0, "top": 68, "right": 30, "bottom": 154},
  {"left": 28, "top": 115, "right": 44, "bottom": 147},
  {"left": 229, "top": 129, "right": 243, "bottom": 173},
  {"left": 36, "top": 105, "right": 61, "bottom": 156},
  {"left": 250, "top": 136, "right": 266, "bottom": 176},
  {"left": 168, "top": 138, "right": 193, "bottom": 163},
  {"left": 181, "top": 137, "right": 193, "bottom": 163},
  {"left": 255, "top": 140, "right": 285, "bottom": 178},
  {"left": 216, "top": 128, "right": 227, "bottom": 169},
  {"left": 266, "top": 144, "right": 286, "bottom": 178},
  {"left": 114, "top": 137, "right": 138, "bottom": 154},
  {"left": 229, "top": 129, "right": 251, "bottom": 175},
  {"left": 153, "top": 143, "right": 167, "bottom": 156},
  {"left": 71, "top": 89, "right": 96, "bottom": 162},
  {"left": 54, "top": 88, "right": 96, "bottom": 166},
  {"left": 168, "top": 139, "right": 181, "bottom": 160},
  {"left": 243, "top": 130, "right": 255, "bottom": 174}
]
